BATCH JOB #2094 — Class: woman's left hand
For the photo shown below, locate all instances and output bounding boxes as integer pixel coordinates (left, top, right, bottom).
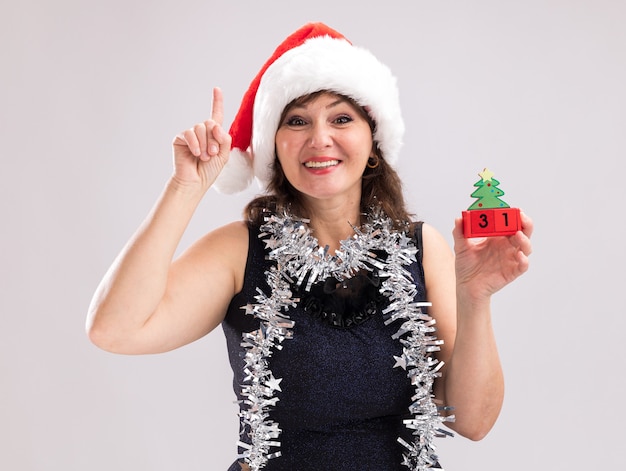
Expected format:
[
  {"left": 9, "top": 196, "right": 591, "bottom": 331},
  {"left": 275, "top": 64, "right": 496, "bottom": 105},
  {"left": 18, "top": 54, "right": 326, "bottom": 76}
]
[{"left": 452, "top": 211, "right": 533, "bottom": 302}]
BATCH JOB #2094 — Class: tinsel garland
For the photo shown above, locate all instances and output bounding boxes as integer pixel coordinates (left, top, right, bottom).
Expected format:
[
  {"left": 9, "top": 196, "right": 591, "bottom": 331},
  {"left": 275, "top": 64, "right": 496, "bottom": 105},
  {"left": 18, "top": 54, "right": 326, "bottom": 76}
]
[{"left": 238, "top": 208, "right": 454, "bottom": 470}]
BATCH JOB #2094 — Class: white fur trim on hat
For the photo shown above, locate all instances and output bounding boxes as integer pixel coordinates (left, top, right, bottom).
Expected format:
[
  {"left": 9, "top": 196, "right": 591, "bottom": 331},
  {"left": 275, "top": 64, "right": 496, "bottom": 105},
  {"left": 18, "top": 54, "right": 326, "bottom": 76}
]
[{"left": 212, "top": 148, "right": 254, "bottom": 194}]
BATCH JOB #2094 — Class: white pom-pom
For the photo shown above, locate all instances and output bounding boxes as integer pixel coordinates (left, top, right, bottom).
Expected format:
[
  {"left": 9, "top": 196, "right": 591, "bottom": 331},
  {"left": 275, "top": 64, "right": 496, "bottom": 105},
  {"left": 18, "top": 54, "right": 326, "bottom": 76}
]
[{"left": 212, "top": 148, "right": 254, "bottom": 194}]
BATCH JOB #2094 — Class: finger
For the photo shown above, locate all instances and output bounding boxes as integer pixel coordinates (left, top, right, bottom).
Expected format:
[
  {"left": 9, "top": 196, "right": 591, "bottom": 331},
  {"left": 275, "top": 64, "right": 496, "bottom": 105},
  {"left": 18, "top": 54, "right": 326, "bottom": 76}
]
[
  {"left": 193, "top": 122, "right": 212, "bottom": 159},
  {"left": 172, "top": 133, "right": 187, "bottom": 148},
  {"left": 514, "top": 230, "right": 533, "bottom": 257},
  {"left": 202, "top": 120, "right": 221, "bottom": 158},
  {"left": 452, "top": 217, "right": 464, "bottom": 241},
  {"left": 515, "top": 247, "right": 531, "bottom": 275},
  {"left": 211, "top": 87, "right": 224, "bottom": 125},
  {"left": 211, "top": 123, "right": 232, "bottom": 151},
  {"left": 180, "top": 129, "right": 202, "bottom": 157},
  {"left": 453, "top": 217, "right": 486, "bottom": 248},
  {"left": 520, "top": 211, "right": 534, "bottom": 238}
]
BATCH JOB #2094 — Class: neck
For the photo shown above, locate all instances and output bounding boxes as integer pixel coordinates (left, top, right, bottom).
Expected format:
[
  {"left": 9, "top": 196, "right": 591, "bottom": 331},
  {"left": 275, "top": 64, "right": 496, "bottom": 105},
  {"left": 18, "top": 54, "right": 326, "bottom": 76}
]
[{"left": 302, "top": 197, "right": 362, "bottom": 254}]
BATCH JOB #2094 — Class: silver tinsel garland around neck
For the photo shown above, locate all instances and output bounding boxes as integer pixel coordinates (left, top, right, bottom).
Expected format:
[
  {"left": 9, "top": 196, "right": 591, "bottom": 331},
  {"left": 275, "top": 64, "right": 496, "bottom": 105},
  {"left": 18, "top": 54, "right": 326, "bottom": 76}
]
[{"left": 238, "top": 207, "right": 454, "bottom": 470}]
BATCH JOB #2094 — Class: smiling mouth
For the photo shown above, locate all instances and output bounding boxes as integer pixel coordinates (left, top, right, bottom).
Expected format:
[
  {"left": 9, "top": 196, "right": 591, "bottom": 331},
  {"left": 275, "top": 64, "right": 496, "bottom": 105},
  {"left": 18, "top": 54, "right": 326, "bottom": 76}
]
[{"left": 303, "top": 160, "right": 340, "bottom": 169}]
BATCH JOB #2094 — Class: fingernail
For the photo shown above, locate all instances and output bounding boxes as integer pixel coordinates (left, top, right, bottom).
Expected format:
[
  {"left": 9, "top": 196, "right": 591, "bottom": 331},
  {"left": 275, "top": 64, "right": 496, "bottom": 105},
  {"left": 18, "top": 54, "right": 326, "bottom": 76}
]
[{"left": 209, "top": 144, "right": 219, "bottom": 154}]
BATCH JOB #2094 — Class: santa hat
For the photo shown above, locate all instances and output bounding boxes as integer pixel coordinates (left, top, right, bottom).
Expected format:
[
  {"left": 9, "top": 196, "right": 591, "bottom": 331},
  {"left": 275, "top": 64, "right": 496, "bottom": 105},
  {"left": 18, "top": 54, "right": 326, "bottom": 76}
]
[{"left": 213, "top": 22, "right": 404, "bottom": 194}]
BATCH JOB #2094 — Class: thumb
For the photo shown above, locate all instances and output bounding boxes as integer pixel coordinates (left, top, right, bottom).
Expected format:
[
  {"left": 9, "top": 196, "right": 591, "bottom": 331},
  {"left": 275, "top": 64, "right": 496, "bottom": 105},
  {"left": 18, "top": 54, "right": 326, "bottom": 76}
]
[{"left": 452, "top": 217, "right": 465, "bottom": 242}]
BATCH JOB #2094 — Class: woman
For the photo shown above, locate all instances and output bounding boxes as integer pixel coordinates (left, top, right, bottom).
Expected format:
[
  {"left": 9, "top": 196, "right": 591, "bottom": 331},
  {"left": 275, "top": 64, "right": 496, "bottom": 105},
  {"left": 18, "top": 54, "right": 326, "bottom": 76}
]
[{"left": 87, "top": 23, "right": 533, "bottom": 470}]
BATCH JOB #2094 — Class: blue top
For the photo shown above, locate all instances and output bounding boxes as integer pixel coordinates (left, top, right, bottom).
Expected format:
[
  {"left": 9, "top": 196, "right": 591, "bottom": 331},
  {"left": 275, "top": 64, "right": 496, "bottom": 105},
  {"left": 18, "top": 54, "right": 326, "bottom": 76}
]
[{"left": 222, "top": 222, "right": 436, "bottom": 470}]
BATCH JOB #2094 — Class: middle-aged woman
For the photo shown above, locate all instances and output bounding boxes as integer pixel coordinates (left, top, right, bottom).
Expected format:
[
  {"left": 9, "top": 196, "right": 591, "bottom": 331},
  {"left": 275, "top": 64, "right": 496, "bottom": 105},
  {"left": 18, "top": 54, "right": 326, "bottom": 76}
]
[{"left": 87, "top": 22, "right": 533, "bottom": 471}]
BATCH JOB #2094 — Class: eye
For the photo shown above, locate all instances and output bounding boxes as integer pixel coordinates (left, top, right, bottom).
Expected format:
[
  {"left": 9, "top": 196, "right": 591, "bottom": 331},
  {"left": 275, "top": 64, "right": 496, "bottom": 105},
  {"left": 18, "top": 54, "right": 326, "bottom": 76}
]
[
  {"left": 284, "top": 115, "right": 307, "bottom": 126},
  {"left": 334, "top": 114, "right": 353, "bottom": 125}
]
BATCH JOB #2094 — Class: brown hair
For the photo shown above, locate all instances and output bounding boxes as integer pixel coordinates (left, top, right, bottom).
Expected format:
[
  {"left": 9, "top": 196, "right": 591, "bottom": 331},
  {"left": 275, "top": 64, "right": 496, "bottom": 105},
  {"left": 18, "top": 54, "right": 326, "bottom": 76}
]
[{"left": 244, "top": 91, "right": 413, "bottom": 228}]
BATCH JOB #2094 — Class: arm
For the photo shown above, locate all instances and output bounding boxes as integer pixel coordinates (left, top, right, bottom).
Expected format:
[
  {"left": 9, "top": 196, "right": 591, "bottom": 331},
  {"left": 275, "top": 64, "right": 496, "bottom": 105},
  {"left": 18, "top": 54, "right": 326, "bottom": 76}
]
[
  {"left": 424, "top": 213, "right": 533, "bottom": 440},
  {"left": 86, "top": 87, "right": 244, "bottom": 354}
]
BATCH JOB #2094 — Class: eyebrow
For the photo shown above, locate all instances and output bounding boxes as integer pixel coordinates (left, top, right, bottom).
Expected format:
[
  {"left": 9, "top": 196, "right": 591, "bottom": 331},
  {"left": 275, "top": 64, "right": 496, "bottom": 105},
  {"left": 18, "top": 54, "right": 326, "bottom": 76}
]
[
  {"left": 326, "top": 97, "right": 348, "bottom": 109},
  {"left": 289, "top": 96, "right": 349, "bottom": 112}
]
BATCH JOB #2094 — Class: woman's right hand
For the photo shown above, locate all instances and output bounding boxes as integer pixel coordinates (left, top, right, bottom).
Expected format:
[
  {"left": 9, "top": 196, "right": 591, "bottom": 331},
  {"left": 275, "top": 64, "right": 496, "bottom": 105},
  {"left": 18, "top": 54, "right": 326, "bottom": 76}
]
[{"left": 171, "top": 87, "right": 232, "bottom": 190}]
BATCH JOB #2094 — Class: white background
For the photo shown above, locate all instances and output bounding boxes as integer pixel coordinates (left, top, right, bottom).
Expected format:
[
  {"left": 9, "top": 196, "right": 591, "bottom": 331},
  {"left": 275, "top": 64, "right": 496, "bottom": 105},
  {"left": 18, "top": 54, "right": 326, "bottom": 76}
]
[{"left": 1, "top": 1, "right": 624, "bottom": 469}]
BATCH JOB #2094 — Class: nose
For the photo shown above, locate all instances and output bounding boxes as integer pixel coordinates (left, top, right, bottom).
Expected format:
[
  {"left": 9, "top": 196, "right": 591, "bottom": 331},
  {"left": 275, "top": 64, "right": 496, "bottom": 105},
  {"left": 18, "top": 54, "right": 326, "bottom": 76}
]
[{"left": 308, "top": 122, "right": 333, "bottom": 149}]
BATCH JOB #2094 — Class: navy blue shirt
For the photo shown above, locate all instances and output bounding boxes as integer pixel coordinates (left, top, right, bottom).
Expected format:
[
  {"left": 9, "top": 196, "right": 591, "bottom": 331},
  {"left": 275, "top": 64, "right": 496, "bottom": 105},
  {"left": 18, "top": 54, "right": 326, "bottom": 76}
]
[{"left": 222, "top": 223, "right": 433, "bottom": 470}]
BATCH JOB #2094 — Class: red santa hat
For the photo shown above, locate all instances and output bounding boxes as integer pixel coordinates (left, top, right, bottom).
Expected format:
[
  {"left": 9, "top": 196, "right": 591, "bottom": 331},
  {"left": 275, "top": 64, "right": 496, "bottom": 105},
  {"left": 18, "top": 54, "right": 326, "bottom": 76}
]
[{"left": 213, "top": 22, "right": 404, "bottom": 194}]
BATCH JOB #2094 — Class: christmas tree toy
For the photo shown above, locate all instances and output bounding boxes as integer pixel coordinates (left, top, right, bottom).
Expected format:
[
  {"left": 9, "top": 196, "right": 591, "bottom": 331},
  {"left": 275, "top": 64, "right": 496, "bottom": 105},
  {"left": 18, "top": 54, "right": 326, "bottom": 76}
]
[{"left": 462, "top": 168, "right": 522, "bottom": 238}]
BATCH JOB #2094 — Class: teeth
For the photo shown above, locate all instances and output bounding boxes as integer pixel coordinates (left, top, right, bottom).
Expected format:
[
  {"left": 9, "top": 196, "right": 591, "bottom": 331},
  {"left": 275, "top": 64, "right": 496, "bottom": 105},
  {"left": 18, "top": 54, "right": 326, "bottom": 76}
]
[{"left": 304, "top": 160, "right": 339, "bottom": 168}]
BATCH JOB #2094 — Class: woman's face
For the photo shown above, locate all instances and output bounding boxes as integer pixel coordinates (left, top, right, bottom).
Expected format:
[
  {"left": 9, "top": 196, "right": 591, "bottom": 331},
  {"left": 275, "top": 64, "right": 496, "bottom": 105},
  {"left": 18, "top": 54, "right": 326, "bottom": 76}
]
[{"left": 275, "top": 92, "right": 374, "bottom": 204}]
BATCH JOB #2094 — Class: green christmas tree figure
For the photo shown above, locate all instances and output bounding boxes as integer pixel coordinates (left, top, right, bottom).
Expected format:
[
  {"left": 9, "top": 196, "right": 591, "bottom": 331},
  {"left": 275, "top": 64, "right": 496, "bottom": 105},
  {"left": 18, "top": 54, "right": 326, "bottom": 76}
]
[{"left": 467, "top": 168, "right": 510, "bottom": 210}]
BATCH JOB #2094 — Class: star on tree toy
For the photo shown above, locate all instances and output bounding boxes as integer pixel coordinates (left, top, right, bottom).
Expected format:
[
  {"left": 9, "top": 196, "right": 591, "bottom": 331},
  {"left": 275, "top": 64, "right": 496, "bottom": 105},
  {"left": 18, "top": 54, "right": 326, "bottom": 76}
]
[{"left": 462, "top": 168, "right": 522, "bottom": 238}]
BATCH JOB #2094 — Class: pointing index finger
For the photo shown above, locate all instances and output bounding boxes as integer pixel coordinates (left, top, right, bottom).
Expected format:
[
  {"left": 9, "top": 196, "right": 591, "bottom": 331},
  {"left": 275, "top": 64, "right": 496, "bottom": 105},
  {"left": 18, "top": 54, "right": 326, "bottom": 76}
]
[{"left": 211, "top": 87, "right": 224, "bottom": 125}]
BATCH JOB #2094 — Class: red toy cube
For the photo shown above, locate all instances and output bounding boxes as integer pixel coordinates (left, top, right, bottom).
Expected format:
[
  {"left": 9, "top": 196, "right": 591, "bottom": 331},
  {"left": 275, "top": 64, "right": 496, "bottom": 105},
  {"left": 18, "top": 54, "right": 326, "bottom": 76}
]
[{"left": 462, "top": 208, "right": 521, "bottom": 238}]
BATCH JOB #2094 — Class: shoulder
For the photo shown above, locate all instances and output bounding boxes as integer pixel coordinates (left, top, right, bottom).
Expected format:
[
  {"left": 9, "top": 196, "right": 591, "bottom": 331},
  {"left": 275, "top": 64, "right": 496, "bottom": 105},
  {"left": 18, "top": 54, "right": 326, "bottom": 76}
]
[
  {"left": 421, "top": 223, "right": 453, "bottom": 257},
  {"left": 217, "top": 219, "right": 249, "bottom": 235},
  {"left": 419, "top": 223, "right": 454, "bottom": 288},
  {"left": 190, "top": 220, "right": 250, "bottom": 271},
  {"left": 181, "top": 220, "right": 250, "bottom": 261},
  {"left": 421, "top": 223, "right": 452, "bottom": 253},
  {"left": 177, "top": 220, "right": 250, "bottom": 291},
  {"left": 193, "top": 220, "right": 249, "bottom": 251}
]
